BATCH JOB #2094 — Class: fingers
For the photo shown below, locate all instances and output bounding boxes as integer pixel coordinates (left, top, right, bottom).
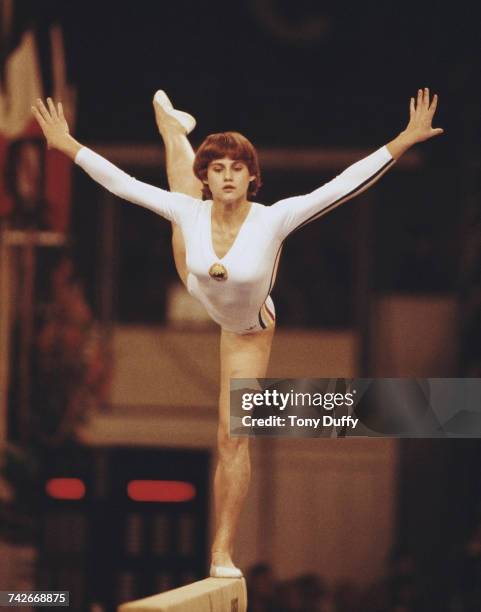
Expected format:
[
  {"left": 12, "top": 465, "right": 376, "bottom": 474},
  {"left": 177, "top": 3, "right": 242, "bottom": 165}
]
[
  {"left": 35, "top": 98, "right": 51, "bottom": 122},
  {"left": 58, "top": 101, "right": 65, "bottom": 121},
  {"left": 47, "top": 97, "right": 58, "bottom": 119},
  {"left": 409, "top": 97, "right": 415, "bottom": 118},
  {"left": 33, "top": 97, "right": 63, "bottom": 121},
  {"left": 414, "top": 88, "right": 431, "bottom": 111},
  {"left": 423, "top": 87, "right": 430, "bottom": 108},
  {"left": 431, "top": 127, "right": 444, "bottom": 137},
  {"left": 428, "top": 93, "right": 438, "bottom": 115},
  {"left": 417, "top": 88, "right": 423, "bottom": 111},
  {"left": 31, "top": 105, "right": 47, "bottom": 129},
  {"left": 413, "top": 88, "right": 439, "bottom": 114}
]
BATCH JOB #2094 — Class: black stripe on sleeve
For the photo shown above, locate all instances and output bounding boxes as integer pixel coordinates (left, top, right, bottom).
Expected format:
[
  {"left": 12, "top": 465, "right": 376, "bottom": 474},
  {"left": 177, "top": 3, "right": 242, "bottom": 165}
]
[
  {"left": 264, "top": 156, "right": 395, "bottom": 299},
  {"left": 292, "top": 157, "right": 395, "bottom": 234}
]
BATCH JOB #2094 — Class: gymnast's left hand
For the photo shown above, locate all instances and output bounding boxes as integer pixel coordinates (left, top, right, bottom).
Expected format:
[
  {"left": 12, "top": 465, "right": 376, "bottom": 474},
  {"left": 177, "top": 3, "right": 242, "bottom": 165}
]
[{"left": 403, "top": 88, "right": 444, "bottom": 144}]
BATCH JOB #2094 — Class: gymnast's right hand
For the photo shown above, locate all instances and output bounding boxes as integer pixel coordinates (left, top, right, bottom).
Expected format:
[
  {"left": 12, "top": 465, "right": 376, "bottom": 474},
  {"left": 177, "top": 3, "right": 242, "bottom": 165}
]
[{"left": 31, "top": 97, "right": 81, "bottom": 159}]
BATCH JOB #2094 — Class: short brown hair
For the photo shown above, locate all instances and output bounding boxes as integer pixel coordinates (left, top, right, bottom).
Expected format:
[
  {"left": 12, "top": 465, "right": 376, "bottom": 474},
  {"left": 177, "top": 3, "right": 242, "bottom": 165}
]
[{"left": 193, "top": 131, "right": 262, "bottom": 200}]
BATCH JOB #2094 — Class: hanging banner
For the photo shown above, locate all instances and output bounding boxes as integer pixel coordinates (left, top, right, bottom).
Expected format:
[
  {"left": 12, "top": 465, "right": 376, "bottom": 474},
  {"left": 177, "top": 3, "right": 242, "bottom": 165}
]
[{"left": 0, "top": 4, "right": 75, "bottom": 231}]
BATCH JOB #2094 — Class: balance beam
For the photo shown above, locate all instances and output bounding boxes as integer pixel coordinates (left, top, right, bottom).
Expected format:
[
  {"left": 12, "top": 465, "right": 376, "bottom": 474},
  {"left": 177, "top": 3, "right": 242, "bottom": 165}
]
[{"left": 117, "top": 577, "right": 247, "bottom": 612}]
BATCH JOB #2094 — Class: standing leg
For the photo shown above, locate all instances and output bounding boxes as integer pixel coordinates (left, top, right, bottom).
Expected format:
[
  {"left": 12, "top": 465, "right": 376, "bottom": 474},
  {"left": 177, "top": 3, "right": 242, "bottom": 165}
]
[
  {"left": 211, "top": 325, "right": 275, "bottom": 575},
  {"left": 153, "top": 91, "right": 203, "bottom": 286}
]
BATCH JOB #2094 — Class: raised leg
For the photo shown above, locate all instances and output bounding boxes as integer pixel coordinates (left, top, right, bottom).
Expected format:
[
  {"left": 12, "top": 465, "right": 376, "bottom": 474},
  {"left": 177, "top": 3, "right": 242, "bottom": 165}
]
[
  {"left": 153, "top": 91, "right": 203, "bottom": 286},
  {"left": 211, "top": 326, "right": 275, "bottom": 574}
]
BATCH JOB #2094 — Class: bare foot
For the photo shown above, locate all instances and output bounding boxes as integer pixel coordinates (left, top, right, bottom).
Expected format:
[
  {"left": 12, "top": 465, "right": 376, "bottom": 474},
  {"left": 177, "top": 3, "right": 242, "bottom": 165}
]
[{"left": 153, "top": 90, "right": 196, "bottom": 136}]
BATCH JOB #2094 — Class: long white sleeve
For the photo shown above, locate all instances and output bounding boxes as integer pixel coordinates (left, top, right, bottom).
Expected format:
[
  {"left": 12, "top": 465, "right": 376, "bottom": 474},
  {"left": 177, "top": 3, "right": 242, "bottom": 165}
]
[
  {"left": 75, "top": 147, "right": 198, "bottom": 224},
  {"left": 269, "top": 146, "right": 395, "bottom": 239}
]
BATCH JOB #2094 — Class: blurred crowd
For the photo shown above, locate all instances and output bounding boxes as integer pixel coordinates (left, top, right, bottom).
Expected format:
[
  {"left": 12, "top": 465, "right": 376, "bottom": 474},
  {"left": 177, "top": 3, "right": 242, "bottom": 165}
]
[
  {"left": 246, "top": 540, "right": 481, "bottom": 612},
  {"left": 246, "top": 554, "right": 419, "bottom": 612},
  {"left": 32, "top": 254, "right": 111, "bottom": 444}
]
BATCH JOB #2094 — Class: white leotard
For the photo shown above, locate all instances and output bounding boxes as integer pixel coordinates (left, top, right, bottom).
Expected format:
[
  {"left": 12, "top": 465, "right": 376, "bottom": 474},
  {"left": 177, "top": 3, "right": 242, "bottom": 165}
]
[{"left": 75, "top": 145, "right": 394, "bottom": 333}]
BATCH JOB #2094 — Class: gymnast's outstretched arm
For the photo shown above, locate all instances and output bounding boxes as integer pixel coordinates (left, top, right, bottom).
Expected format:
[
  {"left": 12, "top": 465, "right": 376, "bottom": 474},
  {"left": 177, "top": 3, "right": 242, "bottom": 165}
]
[
  {"left": 31, "top": 97, "right": 196, "bottom": 227},
  {"left": 270, "top": 88, "right": 443, "bottom": 239}
]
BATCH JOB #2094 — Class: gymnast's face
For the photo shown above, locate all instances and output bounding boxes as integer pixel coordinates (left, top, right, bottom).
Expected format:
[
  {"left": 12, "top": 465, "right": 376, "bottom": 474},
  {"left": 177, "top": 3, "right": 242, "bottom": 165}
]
[{"left": 206, "top": 158, "right": 255, "bottom": 204}]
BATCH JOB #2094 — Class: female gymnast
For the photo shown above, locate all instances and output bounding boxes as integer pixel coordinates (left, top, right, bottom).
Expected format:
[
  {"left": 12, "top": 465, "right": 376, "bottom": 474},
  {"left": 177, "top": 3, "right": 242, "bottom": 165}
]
[{"left": 32, "top": 88, "right": 442, "bottom": 578}]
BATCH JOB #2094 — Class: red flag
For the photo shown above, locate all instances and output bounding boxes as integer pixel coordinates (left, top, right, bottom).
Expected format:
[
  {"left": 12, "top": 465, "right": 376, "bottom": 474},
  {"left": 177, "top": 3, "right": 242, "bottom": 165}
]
[{"left": 0, "top": 9, "right": 75, "bottom": 231}]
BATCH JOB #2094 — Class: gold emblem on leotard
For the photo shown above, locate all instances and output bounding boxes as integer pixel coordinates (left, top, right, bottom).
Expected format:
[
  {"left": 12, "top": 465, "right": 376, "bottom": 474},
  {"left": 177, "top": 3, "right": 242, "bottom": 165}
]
[{"left": 209, "top": 262, "right": 228, "bottom": 281}]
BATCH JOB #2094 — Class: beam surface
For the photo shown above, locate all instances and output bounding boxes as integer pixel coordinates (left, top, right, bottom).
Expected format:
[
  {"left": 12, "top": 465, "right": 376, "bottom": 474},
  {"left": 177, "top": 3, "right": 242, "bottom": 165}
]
[{"left": 118, "top": 577, "right": 247, "bottom": 612}]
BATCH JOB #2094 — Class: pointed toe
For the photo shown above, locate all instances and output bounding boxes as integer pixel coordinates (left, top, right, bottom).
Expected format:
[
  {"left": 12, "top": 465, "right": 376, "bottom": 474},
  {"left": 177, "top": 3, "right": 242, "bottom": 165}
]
[{"left": 153, "top": 89, "right": 196, "bottom": 135}]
